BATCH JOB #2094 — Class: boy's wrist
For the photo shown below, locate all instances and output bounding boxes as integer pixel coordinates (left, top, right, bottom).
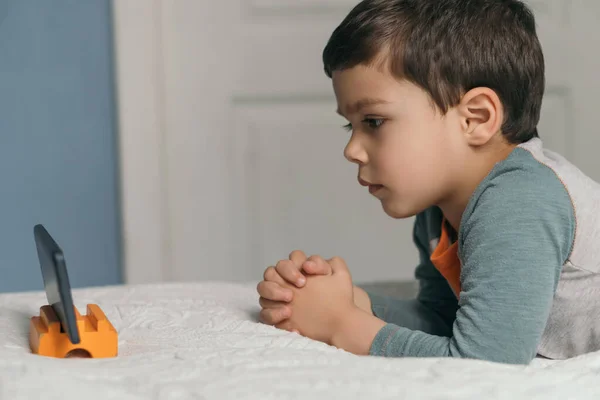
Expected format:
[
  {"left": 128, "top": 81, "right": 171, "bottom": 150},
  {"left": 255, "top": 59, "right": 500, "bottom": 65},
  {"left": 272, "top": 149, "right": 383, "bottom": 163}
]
[
  {"left": 330, "top": 306, "right": 387, "bottom": 355},
  {"left": 353, "top": 286, "right": 373, "bottom": 315}
]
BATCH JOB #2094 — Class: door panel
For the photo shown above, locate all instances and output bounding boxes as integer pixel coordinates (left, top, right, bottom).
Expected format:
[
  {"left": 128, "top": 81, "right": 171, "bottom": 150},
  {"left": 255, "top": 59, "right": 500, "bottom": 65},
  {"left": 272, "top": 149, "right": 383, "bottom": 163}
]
[{"left": 115, "top": 0, "right": 600, "bottom": 285}]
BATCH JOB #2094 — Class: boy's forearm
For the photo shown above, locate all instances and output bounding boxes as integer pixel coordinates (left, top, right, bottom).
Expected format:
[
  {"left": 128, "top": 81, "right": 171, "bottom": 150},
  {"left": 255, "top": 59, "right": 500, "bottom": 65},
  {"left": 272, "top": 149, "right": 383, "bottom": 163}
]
[
  {"left": 330, "top": 307, "right": 386, "bottom": 355},
  {"left": 338, "top": 287, "right": 452, "bottom": 356}
]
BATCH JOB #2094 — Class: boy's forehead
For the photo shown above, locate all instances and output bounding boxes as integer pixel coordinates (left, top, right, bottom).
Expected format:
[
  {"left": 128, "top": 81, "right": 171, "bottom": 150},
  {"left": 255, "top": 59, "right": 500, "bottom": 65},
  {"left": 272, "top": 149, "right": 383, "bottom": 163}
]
[
  {"left": 335, "top": 98, "right": 392, "bottom": 116},
  {"left": 332, "top": 65, "right": 391, "bottom": 88},
  {"left": 332, "top": 66, "right": 402, "bottom": 115}
]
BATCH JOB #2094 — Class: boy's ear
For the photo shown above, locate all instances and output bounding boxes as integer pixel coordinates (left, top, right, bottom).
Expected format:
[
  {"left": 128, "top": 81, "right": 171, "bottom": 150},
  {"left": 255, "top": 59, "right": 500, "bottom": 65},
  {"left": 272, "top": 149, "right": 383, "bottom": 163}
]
[{"left": 457, "top": 87, "right": 504, "bottom": 146}]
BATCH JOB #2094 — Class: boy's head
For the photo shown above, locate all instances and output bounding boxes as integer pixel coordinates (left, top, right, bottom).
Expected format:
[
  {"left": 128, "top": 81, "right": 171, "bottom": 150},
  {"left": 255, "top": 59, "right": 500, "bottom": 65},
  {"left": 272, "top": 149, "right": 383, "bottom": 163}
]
[{"left": 323, "top": 0, "right": 545, "bottom": 220}]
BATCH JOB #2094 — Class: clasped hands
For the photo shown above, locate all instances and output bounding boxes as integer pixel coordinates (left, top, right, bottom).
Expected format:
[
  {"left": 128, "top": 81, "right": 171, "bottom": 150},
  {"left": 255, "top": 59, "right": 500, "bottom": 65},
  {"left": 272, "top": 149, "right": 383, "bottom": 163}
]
[{"left": 256, "top": 250, "right": 381, "bottom": 350}]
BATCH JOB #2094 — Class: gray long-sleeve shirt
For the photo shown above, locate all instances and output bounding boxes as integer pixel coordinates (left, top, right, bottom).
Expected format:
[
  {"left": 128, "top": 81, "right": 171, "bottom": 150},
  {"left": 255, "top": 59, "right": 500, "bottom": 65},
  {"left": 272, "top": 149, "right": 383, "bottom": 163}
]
[{"left": 367, "top": 138, "right": 600, "bottom": 364}]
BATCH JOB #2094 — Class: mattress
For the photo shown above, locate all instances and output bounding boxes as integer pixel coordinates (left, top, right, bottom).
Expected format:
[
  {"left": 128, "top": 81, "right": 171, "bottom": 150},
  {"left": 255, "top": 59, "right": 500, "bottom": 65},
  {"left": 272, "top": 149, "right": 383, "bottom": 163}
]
[{"left": 1, "top": 282, "right": 599, "bottom": 399}]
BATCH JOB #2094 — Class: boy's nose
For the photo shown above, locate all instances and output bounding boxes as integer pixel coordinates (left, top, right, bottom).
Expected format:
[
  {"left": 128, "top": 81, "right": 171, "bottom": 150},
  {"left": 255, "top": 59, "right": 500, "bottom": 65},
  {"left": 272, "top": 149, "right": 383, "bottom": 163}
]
[{"left": 344, "top": 134, "right": 368, "bottom": 165}]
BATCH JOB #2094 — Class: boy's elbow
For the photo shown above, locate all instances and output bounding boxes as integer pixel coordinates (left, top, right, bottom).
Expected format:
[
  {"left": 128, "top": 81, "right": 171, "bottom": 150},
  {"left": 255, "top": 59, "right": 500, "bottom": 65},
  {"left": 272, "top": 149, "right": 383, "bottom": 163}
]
[{"left": 450, "top": 343, "right": 536, "bottom": 365}]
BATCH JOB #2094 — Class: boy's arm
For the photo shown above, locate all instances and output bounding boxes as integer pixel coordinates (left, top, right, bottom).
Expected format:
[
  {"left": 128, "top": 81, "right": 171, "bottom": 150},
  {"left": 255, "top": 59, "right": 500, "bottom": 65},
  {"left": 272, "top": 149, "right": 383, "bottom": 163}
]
[
  {"left": 361, "top": 211, "right": 459, "bottom": 337},
  {"left": 333, "top": 172, "right": 575, "bottom": 364}
]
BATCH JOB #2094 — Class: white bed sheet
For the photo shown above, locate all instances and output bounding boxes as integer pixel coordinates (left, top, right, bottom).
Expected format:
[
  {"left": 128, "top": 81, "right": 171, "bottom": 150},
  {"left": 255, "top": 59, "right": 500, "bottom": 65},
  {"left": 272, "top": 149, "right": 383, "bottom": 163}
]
[{"left": 1, "top": 282, "right": 599, "bottom": 400}]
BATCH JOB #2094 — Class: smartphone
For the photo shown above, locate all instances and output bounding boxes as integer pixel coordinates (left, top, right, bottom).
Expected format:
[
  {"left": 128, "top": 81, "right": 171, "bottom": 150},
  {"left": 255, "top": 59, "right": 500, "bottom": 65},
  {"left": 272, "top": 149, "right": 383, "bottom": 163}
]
[{"left": 33, "top": 224, "right": 81, "bottom": 344}]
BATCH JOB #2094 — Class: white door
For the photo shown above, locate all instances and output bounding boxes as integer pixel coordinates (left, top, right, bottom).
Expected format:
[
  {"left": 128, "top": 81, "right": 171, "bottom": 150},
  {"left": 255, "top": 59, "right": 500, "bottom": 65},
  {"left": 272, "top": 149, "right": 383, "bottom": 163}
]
[{"left": 112, "top": 0, "right": 600, "bottom": 285}]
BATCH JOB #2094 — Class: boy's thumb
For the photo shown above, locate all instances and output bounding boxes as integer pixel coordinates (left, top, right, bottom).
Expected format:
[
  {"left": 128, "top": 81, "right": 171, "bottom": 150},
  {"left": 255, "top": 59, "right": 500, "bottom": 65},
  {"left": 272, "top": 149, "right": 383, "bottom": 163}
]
[
  {"left": 303, "top": 255, "right": 332, "bottom": 275},
  {"left": 327, "top": 256, "right": 348, "bottom": 276}
]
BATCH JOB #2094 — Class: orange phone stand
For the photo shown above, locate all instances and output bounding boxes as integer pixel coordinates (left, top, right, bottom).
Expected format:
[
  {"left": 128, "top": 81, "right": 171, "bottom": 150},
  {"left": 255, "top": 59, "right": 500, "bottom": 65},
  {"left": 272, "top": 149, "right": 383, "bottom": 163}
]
[{"left": 29, "top": 304, "right": 118, "bottom": 358}]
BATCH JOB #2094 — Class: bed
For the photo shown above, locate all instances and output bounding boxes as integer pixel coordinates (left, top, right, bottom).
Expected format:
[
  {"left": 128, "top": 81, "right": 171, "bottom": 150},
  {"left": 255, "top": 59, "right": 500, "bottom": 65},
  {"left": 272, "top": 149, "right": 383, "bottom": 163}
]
[{"left": 1, "top": 282, "right": 599, "bottom": 399}]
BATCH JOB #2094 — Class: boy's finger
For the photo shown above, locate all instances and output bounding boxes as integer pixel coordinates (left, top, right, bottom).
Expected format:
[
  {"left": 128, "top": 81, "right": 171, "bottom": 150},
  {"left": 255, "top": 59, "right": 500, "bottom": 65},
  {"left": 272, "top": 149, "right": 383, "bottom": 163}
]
[
  {"left": 276, "top": 259, "right": 306, "bottom": 287},
  {"left": 260, "top": 307, "right": 291, "bottom": 325},
  {"left": 303, "top": 255, "right": 332, "bottom": 275},
  {"left": 289, "top": 250, "right": 307, "bottom": 267},
  {"left": 263, "top": 266, "right": 287, "bottom": 285},
  {"left": 276, "top": 320, "right": 299, "bottom": 334},
  {"left": 259, "top": 297, "right": 291, "bottom": 310},
  {"left": 256, "top": 281, "right": 293, "bottom": 302}
]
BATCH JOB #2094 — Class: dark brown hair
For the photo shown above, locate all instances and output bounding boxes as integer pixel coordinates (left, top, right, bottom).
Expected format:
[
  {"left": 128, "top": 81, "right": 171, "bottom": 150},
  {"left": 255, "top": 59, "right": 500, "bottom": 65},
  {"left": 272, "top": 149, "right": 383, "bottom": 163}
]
[{"left": 323, "top": 0, "right": 545, "bottom": 143}]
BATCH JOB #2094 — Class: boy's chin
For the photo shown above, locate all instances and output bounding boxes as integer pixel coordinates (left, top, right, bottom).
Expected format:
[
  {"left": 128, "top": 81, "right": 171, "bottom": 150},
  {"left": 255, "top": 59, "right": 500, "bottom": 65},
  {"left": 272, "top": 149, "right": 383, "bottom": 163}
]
[{"left": 380, "top": 200, "right": 421, "bottom": 219}]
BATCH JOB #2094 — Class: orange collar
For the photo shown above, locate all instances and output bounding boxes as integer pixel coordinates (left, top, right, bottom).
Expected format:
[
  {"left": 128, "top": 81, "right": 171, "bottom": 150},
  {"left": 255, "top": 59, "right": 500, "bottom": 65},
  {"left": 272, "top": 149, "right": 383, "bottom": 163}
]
[{"left": 430, "top": 219, "right": 462, "bottom": 298}]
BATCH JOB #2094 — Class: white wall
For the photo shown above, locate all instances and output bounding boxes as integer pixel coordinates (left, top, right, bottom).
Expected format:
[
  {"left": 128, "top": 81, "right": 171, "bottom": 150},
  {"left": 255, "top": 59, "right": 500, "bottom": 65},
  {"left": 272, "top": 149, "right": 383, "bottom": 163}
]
[{"left": 112, "top": 1, "right": 167, "bottom": 284}]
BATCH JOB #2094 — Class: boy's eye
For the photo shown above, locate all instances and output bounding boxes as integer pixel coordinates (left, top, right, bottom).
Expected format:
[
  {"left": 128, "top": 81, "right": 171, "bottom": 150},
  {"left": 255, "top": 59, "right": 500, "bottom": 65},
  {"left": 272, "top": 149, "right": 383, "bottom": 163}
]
[
  {"left": 364, "top": 118, "right": 385, "bottom": 129},
  {"left": 341, "top": 118, "right": 384, "bottom": 133}
]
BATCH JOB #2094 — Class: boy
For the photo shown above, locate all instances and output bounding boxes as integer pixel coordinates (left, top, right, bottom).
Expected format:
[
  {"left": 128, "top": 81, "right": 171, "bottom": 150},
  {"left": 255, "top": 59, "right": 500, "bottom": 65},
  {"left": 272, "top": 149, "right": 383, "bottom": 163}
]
[{"left": 256, "top": 0, "right": 600, "bottom": 365}]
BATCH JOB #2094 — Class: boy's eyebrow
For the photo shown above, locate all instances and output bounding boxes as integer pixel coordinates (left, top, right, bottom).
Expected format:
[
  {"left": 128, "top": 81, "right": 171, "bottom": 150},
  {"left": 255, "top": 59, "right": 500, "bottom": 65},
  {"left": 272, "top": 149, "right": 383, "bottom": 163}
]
[{"left": 336, "top": 98, "right": 391, "bottom": 116}]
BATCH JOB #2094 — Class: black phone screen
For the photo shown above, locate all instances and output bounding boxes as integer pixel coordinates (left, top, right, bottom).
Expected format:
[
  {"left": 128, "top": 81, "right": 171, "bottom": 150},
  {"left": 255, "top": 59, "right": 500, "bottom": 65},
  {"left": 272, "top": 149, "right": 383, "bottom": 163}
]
[{"left": 33, "top": 224, "right": 81, "bottom": 344}]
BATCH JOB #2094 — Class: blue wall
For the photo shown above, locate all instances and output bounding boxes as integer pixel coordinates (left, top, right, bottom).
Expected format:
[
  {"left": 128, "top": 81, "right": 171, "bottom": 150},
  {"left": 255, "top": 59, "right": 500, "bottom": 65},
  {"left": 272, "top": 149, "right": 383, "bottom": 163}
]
[{"left": 0, "top": 0, "right": 122, "bottom": 292}]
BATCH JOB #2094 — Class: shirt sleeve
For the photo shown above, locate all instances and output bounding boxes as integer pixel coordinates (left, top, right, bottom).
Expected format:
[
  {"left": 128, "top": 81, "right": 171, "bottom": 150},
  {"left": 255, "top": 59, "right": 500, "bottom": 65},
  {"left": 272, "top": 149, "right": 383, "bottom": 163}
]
[
  {"left": 368, "top": 168, "right": 575, "bottom": 364},
  {"left": 366, "top": 210, "right": 459, "bottom": 337}
]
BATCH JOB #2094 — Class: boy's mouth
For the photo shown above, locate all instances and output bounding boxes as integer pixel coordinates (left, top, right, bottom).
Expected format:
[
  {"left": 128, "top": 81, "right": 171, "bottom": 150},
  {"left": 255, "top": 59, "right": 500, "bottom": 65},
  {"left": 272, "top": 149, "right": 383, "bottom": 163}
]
[
  {"left": 358, "top": 177, "right": 384, "bottom": 194},
  {"left": 368, "top": 184, "right": 384, "bottom": 195}
]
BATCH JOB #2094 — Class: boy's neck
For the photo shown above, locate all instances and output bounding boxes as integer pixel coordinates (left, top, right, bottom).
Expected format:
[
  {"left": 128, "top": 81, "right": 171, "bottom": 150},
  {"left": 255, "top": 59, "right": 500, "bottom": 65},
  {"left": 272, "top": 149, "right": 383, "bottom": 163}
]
[{"left": 438, "top": 140, "right": 518, "bottom": 232}]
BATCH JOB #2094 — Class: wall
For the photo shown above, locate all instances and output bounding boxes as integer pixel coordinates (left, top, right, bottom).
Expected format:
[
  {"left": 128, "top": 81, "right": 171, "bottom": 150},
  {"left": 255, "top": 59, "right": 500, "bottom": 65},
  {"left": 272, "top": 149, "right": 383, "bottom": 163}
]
[{"left": 0, "top": 0, "right": 122, "bottom": 292}]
